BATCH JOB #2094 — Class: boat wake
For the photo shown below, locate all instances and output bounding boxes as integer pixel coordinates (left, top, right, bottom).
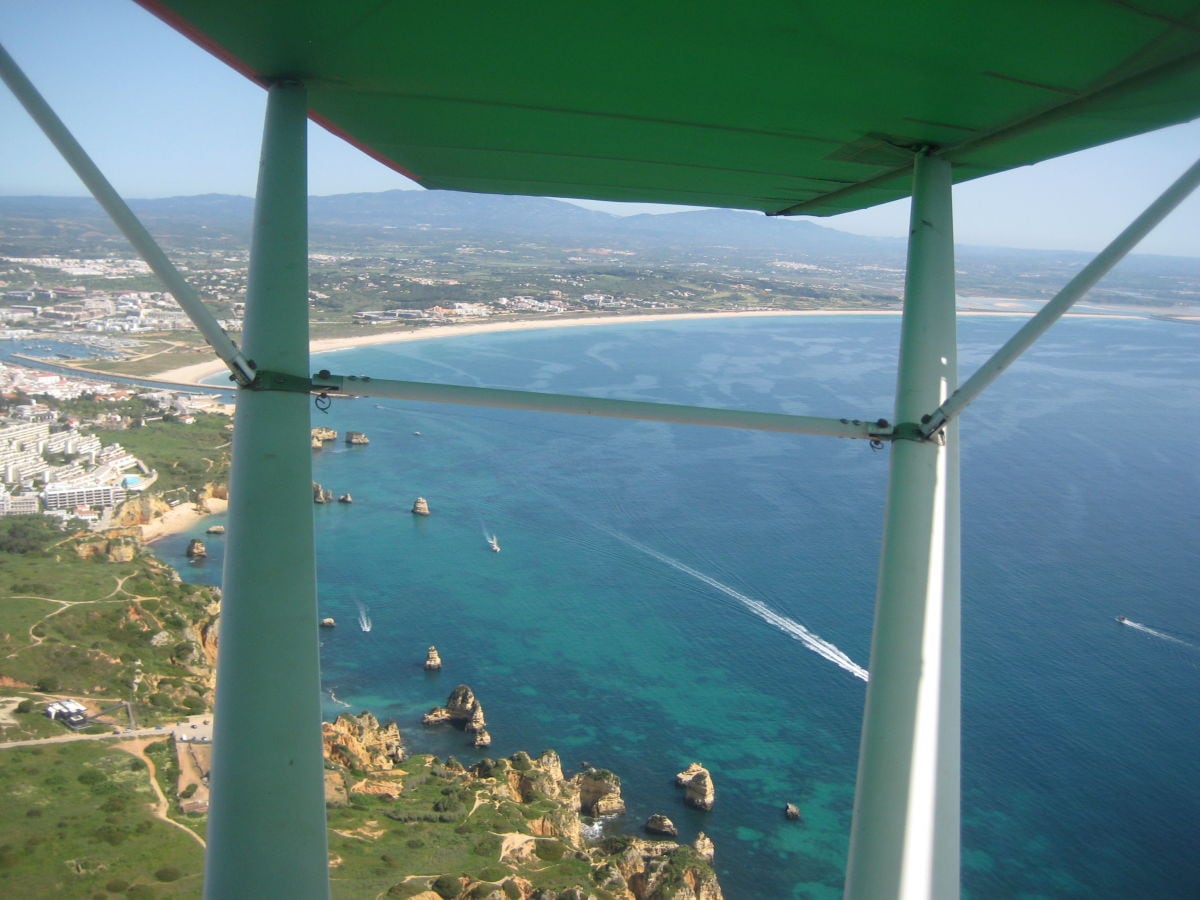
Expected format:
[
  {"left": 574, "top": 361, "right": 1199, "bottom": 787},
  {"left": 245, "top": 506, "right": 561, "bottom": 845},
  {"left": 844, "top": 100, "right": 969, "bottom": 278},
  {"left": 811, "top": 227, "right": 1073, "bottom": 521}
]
[
  {"left": 327, "top": 689, "right": 351, "bottom": 708},
  {"left": 607, "top": 529, "right": 869, "bottom": 682},
  {"left": 356, "top": 602, "right": 373, "bottom": 633},
  {"left": 1119, "top": 618, "right": 1195, "bottom": 648}
]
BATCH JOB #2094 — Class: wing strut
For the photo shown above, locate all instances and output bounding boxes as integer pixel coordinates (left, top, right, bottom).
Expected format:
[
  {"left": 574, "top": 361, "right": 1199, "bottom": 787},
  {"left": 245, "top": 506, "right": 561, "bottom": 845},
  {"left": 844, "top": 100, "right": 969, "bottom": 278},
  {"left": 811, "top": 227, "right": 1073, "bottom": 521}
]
[
  {"left": 846, "top": 150, "right": 961, "bottom": 899},
  {"left": 0, "top": 42, "right": 257, "bottom": 387},
  {"left": 203, "top": 82, "right": 332, "bottom": 899}
]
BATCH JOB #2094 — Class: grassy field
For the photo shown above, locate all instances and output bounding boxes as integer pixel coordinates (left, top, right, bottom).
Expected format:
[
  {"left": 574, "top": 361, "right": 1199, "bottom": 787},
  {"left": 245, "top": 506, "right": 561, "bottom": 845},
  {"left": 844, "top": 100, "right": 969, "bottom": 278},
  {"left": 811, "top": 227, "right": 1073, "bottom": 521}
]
[
  {"left": 0, "top": 534, "right": 218, "bottom": 726},
  {"left": 0, "top": 741, "right": 203, "bottom": 898}
]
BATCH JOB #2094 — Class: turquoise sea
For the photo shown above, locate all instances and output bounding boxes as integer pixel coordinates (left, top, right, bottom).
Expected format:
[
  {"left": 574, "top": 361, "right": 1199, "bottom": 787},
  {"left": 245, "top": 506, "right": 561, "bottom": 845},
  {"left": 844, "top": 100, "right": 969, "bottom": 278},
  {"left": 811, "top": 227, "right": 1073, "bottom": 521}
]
[{"left": 157, "top": 314, "right": 1200, "bottom": 898}]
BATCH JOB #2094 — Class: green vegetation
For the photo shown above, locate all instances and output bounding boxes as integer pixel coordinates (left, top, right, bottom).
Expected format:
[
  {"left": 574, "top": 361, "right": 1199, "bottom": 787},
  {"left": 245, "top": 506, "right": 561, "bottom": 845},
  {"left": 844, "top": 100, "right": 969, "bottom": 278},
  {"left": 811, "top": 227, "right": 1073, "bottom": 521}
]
[
  {"left": 0, "top": 742, "right": 201, "bottom": 898},
  {"left": 91, "top": 413, "right": 231, "bottom": 496},
  {"left": 0, "top": 515, "right": 66, "bottom": 555},
  {"left": 0, "top": 532, "right": 217, "bottom": 728}
]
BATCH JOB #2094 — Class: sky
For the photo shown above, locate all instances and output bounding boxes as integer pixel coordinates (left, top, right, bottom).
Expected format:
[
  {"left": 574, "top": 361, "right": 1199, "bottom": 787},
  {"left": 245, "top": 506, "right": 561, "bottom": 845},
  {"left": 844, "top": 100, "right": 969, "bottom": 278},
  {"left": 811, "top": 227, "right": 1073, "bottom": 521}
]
[{"left": 1, "top": 1, "right": 1198, "bottom": 258}]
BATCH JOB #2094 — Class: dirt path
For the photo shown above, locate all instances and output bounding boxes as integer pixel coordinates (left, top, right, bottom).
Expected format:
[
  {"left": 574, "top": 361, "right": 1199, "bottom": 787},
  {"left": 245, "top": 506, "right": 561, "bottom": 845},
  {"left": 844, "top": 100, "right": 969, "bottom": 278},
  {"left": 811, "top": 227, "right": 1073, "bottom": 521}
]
[{"left": 117, "top": 738, "right": 206, "bottom": 849}]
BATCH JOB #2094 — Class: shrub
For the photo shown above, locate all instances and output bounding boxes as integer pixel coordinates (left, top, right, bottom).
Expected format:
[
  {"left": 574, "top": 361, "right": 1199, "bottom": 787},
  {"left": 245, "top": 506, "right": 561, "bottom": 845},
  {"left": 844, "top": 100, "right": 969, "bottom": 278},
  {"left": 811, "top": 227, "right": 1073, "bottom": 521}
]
[
  {"left": 180, "top": 784, "right": 197, "bottom": 799},
  {"left": 431, "top": 874, "right": 461, "bottom": 899},
  {"left": 154, "top": 866, "right": 182, "bottom": 882},
  {"left": 535, "top": 840, "right": 565, "bottom": 862},
  {"left": 92, "top": 825, "right": 126, "bottom": 846},
  {"left": 77, "top": 769, "right": 107, "bottom": 786},
  {"left": 35, "top": 675, "right": 58, "bottom": 692},
  {"left": 476, "top": 864, "right": 509, "bottom": 882},
  {"left": 105, "top": 878, "right": 129, "bottom": 893},
  {"left": 15, "top": 699, "right": 33, "bottom": 714}
]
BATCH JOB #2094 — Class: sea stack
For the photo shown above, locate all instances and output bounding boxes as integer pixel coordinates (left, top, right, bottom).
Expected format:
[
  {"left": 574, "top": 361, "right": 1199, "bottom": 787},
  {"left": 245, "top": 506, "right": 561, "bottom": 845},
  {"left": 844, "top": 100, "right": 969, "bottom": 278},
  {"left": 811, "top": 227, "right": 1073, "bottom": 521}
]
[
  {"left": 424, "top": 645, "right": 443, "bottom": 670},
  {"left": 185, "top": 538, "right": 207, "bottom": 559},
  {"left": 785, "top": 802, "right": 802, "bottom": 821},
  {"left": 645, "top": 814, "right": 678, "bottom": 837},
  {"left": 675, "top": 761, "right": 716, "bottom": 811},
  {"left": 411, "top": 497, "right": 430, "bottom": 516},
  {"left": 422, "top": 684, "right": 488, "bottom": 745},
  {"left": 319, "top": 617, "right": 336, "bottom": 628}
]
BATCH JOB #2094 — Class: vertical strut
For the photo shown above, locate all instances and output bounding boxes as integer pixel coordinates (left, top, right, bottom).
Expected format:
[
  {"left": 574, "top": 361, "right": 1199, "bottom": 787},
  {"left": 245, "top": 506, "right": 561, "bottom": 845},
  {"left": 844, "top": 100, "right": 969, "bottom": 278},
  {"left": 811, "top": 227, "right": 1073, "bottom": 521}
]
[
  {"left": 845, "top": 152, "right": 961, "bottom": 899},
  {"left": 204, "top": 82, "right": 330, "bottom": 899}
]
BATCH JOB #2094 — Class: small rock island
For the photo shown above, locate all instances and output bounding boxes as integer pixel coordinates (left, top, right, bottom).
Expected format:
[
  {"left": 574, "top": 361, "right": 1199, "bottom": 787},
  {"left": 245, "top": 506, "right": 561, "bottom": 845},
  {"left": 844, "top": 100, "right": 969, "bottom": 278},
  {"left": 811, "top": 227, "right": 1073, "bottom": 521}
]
[
  {"left": 424, "top": 645, "right": 443, "bottom": 670},
  {"left": 675, "top": 761, "right": 716, "bottom": 810}
]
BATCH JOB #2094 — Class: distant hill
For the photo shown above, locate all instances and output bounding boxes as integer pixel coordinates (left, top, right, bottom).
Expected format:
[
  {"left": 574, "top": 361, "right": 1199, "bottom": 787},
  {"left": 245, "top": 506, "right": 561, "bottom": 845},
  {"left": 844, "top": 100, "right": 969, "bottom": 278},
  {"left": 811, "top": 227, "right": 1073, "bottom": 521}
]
[
  {"left": 1, "top": 192, "right": 1197, "bottom": 309},
  {"left": 0, "top": 190, "right": 903, "bottom": 259}
]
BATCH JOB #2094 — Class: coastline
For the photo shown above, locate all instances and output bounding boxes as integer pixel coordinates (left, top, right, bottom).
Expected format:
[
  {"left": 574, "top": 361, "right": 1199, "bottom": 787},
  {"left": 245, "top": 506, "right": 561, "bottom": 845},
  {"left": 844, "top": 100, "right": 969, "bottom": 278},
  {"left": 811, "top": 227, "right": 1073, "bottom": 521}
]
[
  {"left": 142, "top": 497, "right": 228, "bottom": 543},
  {"left": 149, "top": 310, "right": 888, "bottom": 384},
  {"left": 145, "top": 305, "right": 1140, "bottom": 386}
]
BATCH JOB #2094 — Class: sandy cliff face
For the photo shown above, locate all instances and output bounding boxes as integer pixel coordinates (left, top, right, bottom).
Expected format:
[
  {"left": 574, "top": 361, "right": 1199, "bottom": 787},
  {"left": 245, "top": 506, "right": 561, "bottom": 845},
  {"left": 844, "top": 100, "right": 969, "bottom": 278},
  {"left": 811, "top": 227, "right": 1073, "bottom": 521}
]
[{"left": 322, "top": 710, "right": 406, "bottom": 772}]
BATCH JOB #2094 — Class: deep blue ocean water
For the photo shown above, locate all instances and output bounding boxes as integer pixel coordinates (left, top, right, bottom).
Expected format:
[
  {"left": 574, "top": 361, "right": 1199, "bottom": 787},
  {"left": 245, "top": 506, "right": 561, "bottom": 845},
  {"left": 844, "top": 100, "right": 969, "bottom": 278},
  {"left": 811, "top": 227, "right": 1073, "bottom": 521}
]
[{"left": 157, "top": 314, "right": 1200, "bottom": 898}]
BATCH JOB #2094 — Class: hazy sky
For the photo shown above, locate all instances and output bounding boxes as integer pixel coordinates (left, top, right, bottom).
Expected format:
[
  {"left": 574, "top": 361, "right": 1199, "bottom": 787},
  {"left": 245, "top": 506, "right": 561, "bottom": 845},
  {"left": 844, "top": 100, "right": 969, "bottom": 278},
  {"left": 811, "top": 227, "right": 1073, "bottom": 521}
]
[{"left": 2, "top": 1, "right": 1198, "bottom": 258}]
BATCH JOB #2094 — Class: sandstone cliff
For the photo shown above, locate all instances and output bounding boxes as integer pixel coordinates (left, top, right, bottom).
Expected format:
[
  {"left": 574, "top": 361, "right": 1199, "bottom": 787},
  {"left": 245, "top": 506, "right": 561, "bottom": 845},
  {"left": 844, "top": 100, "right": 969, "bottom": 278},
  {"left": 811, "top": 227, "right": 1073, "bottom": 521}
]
[{"left": 322, "top": 710, "right": 405, "bottom": 772}]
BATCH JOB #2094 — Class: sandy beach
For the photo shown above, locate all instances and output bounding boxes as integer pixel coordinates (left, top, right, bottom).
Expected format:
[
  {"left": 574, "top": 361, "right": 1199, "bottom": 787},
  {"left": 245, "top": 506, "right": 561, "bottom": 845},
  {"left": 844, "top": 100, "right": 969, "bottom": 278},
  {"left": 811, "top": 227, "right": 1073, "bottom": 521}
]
[
  {"left": 145, "top": 307, "right": 1147, "bottom": 388},
  {"left": 147, "top": 307, "right": 1058, "bottom": 385},
  {"left": 142, "top": 497, "right": 228, "bottom": 543}
]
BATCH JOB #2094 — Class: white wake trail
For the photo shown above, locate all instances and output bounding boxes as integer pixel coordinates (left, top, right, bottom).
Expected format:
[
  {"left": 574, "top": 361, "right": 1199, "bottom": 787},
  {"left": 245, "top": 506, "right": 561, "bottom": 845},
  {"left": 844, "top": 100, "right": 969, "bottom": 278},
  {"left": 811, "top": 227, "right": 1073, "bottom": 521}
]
[
  {"left": 1122, "top": 620, "right": 1194, "bottom": 648},
  {"left": 355, "top": 601, "right": 373, "bottom": 633},
  {"left": 610, "top": 530, "right": 869, "bottom": 682}
]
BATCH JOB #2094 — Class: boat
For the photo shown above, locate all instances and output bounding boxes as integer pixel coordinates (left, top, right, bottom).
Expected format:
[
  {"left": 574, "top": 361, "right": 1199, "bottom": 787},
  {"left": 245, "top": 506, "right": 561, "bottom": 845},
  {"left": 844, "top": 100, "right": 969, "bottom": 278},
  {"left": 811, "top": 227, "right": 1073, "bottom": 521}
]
[
  {"left": 357, "top": 608, "right": 372, "bottom": 632},
  {"left": 487, "top": 534, "right": 500, "bottom": 553},
  {"left": 1115, "top": 615, "right": 1128, "bottom": 624}
]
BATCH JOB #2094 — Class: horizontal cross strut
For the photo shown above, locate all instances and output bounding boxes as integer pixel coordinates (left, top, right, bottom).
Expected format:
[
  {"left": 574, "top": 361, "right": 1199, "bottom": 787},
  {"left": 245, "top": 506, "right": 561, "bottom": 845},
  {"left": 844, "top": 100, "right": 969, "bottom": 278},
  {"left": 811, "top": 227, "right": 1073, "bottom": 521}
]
[{"left": 278, "top": 369, "right": 896, "bottom": 442}]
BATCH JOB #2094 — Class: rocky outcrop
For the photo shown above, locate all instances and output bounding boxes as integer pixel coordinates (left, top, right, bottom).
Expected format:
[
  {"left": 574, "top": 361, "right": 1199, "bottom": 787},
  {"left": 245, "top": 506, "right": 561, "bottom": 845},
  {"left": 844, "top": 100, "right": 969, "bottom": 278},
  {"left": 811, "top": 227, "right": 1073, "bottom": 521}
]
[
  {"left": 320, "top": 617, "right": 336, "bottom": 628},
  {"left": 345, "top": 431, "right": 369, "bottom": 445},
  {"left": 112, "top": 492, "right": 171, "bottom": 528},
  {"left": 693, "top": 832, "right": 715, "bottom": 864},
  {"left": 70, "top": 531, "right": 140, "bottom": 562},
  {"left": 602, "top": 837, "right": 724, "bottom": 900},
  {"left": 411, "top": 496, "right": 430, "bottom": 516},
  {"left": 423, "top": 684, "right": 490, "bottom": 748},
  {"left": 398, "top": 749, "right": 727, "bottom": 900},
  {"left": 645, "top": 814, "right": 678, "bottom": 837},
  {"left": 311, "top": 427, "right": 337, "bottom": 443},
  {"left": 322, "top": 710, "right": 405, "bottom": 772},
  {"left": 185, "top": 538, "right": 207, "bottom": 558},
  {"left": 579, "top": 768, "right": 626, "bottom": 816},
  {"left": 675, "top": 762, "right": 715, "bottom": 811},
  {"left": 785, "top": 802, "right": 801, "bottom": 820},
  {"left": 424, "top": 645, "right": 442, "bottom": 670},
  {"left": 313, "top": 482, "right": 333, "bottom": 503}
]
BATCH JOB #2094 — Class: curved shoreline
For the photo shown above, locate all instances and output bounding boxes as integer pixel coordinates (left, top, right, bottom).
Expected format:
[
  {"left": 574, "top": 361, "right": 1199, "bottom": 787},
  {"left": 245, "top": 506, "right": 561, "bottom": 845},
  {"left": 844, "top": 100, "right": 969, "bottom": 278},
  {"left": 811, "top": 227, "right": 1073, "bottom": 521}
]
[
  {"left": 144, "top": 305, "right": 1142, "bottom": 385},
  {"left": 149, "top": 310, "right": 884, "bottom": 384}
]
